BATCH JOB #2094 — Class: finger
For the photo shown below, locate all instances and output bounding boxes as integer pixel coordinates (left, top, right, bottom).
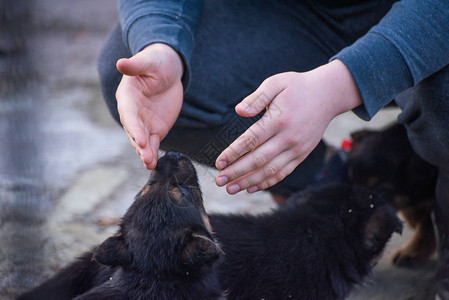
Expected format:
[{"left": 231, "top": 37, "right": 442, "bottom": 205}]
[
  {"left": 124, "top": 128, "right": 141, "bottom": 153},
  {"left": 125, "top": 125, "right": 153, "bottom": 165},
  {"left": 116, "top": 51, "right": 156, "bottom": 76},
  {"left": 145, "top": 135, "right": 160, "bottom": 170},
  {"left": 124, "top": 127, "right": 154, "bottom": 169},
  {"left": 215, "top": 112, "right": 280, "bottom": 170},
  {"left": 119, "top": 109, "right": 148, "bottom": 149},
  {"left": 139, "top": 145, "right": 154, "bottom": 167},
  {"left": 224, "top": 151, "right": 300, "bottom": 194},
  {"left": 215, "top": 135, "right": 288, "bottom": 186},
  {"left": 235, "top": 76, "right": 284, "bottom": 117},
  {"left": 116, "top": 82, "right": 148, "bottom": 149}
]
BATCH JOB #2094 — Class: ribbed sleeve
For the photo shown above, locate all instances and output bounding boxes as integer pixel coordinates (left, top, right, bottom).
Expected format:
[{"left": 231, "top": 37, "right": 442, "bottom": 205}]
[
  {"left": 117, "top": 0, "right": 203, "bottom": 90},
  {"left": 333, "top": 0, "right": 449, "bottom": 120}
]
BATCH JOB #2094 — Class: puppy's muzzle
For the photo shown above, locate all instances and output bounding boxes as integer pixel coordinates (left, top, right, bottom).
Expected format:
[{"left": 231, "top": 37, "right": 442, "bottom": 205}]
[{"left": 155, "top": 151, "right": 198, "bottom": 186}]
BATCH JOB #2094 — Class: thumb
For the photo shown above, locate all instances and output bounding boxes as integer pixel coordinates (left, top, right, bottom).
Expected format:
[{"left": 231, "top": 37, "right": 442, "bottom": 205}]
[
  {"left": 236, "top": 77, "right": 284, "bottom": 117},
  {"left": 116, "top": 51, "right": 155, "bottom": 76}
]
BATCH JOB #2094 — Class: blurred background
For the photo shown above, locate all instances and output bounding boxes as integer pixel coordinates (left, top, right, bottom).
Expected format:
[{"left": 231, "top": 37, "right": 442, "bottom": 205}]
[{"left": 0, "top": 1, "right": 436, "bottom": 299}]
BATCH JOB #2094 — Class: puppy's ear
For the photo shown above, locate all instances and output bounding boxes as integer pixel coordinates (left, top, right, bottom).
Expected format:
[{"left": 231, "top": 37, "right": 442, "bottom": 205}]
[
  {"left": 182, "top": 232, "right": 223, "bottom": 267},
  {"left": 92, "top": 234, "right": 131, "bottom": 267},
  {"left": 363, "top": 204, "right": 402, "bottom": 254}
]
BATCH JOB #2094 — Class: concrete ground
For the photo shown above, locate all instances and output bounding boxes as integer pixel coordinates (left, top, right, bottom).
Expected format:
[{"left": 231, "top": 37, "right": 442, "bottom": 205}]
[{"left": 0, "top": 1, "right": 436, "bottom": 299}]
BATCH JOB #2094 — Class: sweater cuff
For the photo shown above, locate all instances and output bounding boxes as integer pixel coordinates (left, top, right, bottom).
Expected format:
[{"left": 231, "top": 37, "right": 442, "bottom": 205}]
[
  {"left": 125, "top": 14, "right": 194, "bottom": 91},
  {"left": 332, "top": 32, "right": 413, "bottom": 120}
]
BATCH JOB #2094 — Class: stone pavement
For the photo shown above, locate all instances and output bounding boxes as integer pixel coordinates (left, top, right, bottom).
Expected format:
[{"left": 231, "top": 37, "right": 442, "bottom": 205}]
[{"left": 0, "top": 0, "right": 436, "bottom": 299}]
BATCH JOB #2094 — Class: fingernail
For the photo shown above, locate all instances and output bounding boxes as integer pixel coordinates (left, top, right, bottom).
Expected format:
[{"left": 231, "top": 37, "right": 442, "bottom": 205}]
[
  {"left": 238, "top": 103, "right": 251, "bottom": 113},
  {"left": 228, "top": 184, "right": 240, "bottom": 194},
  {"left": 247, "top": 186, "right": 258, "bottom": 193},
  {"left": 216, "top": 176, "right": 228, "bottom": 186},
  {"left": 217, "top": 161, "right": 227, "bottom": 170}
]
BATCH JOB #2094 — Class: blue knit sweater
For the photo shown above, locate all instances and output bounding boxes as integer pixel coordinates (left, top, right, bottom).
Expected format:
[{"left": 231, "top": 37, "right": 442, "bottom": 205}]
[{"left": 117, "top": 0, "right": 449, "bottom": 121}]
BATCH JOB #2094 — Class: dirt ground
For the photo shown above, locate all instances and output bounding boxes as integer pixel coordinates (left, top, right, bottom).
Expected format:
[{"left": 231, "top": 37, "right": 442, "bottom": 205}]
[{"left": 0, "top": 1, "right": 436, "bottom": 299}]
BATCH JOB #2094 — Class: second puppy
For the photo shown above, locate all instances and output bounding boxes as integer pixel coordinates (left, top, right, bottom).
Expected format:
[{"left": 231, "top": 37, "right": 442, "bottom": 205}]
[{"left": 346, "top": 123, "right": 438, "bottom": 266}]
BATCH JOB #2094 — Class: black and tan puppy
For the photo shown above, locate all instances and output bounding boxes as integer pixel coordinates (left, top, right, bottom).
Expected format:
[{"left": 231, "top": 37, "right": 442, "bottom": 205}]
[
  {"left": 18, "top": 151, "right": 224, "bottom": 300},
  {"left": 346, "top": 123, "right": 438, "bottom": 267},
  {"left": 19, "top": 152, "right": 401, "bottom": 300}
]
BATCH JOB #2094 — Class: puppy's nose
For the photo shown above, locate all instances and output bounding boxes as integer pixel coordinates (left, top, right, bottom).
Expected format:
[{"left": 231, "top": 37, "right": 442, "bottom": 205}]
[
  {"left": 155, "top": 151, "right": 183, "bottom": 173},
  {"left": 155, "top": 151, "right": 197, "bottom": 185},
  {"left": 165, "top": 151, "right": 183, "bottom": 160}
]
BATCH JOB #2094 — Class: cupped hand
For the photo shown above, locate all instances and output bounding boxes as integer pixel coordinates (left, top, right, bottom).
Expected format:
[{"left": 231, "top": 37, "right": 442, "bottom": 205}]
[
  {"left": 116, "top": 43, "right": 184, "bottom": 169},
  {"left": 215, "top": 59, "right": 362, "bottom": 194}
]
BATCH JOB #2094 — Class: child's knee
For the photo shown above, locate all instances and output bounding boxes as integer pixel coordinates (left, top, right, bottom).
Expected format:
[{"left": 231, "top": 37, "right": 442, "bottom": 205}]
[
  {"left": 396, "top": 65, "right": 449, "bottom": 166},
  {"left": 97, "top": 24, "right": 130, "bottom": 125}
]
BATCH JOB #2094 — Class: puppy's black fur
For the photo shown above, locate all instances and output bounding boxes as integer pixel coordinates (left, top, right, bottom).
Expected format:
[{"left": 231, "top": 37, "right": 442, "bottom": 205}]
[
  {"left": 346, "top": 123, "right": 437, "bottom": 266},
  {"left": 346, "top": 123, "right": 437, "bottom": 206},
  {"left": 18, "top": 151, "right": 224, "bottom": 300},
  {"left": 212, "top": 184, "right": 402, "bottom": 300},
  {"left": 19, "top": 153, "right": 401, "bottom": 300}
]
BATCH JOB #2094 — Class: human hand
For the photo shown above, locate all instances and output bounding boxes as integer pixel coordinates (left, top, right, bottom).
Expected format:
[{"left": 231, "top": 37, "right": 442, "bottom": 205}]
[
  {"left": 215, "top": 60, "right": 362, "bottom": 194},
  {"left": 116, "top": 43, "right": 184, "bottom": 169}
]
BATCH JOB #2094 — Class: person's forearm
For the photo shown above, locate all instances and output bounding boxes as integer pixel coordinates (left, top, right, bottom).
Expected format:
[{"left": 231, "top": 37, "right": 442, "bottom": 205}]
[
  {"left": 117, "top": 0, "right": 203, "bottom": 89},
  {"left": 333, "top": 0, "right": 449, "bottom": 120}
]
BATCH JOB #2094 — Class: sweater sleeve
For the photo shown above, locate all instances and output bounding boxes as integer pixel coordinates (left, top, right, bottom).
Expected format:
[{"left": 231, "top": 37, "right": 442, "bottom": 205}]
[
  {"left": 117, "top": 0, "right": 203, "bottom": 90},
  {"left": 332, "top": 0, "right": 449, "bottom": 120}
]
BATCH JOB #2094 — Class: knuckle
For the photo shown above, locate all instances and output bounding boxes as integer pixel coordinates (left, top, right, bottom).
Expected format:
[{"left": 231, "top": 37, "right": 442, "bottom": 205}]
[
  {"left": 239, "top": 178, "right": 250, "bottom": 189},
  {"left": 283, "top": 135, "right": 297, "bottom": 148},
  {"left": 222, "top": 147, "right": 238, "bottom": 163},
  {"left": 259, "top": 181, "right": 269, "bottom": 191},
  {"left": 275, "top": 170, "right": 288, "bottom": 182},
  {"left": 265, "top": 75, "right": 278, "bottom": 88},
  {"left": 230, "top": 169, "right": 241, "bottom": 181},
  {"left": 274, "top": 118, "right": 288, "bottom": 130},
  {"left": 267, "top": 177, "right": 279, "bottom": 189},
  {"left": 252, "top": 153, "right": 268, "bottom": 169},
  {"left": 263, "top": 165, "right": 278, "bottom": 178},
  {"left": 242, "top": 134, "right": 258, "bottom": 150}
]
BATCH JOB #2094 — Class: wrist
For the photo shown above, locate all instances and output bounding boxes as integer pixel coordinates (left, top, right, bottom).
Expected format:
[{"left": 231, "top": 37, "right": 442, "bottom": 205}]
[
  {"left": 314, "top": 59, "right": 362, "bottom": 117},
  {"left": 142, "top": 43, "right": 184, "bottom": 80}
]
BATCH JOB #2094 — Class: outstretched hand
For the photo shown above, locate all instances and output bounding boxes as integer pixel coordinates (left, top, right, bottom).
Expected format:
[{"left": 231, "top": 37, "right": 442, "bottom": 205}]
[
  {"left": 215, "top": 60, "right": 362, "bottom": 194},
  {"left": 116, "top": 43, "right": 184, "bottom": 169}
]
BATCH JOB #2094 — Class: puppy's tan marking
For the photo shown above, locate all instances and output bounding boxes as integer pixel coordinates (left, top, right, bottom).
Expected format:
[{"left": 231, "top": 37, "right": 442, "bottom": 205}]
[
  {"left": 139, "top": 185, "right": 151, "bottom": 197},
  {"left": 169, "top": 187, "right": 183, "bottom": 202},
  {"left": 201, "top": 211, "right": 213, "bottom": 233}
]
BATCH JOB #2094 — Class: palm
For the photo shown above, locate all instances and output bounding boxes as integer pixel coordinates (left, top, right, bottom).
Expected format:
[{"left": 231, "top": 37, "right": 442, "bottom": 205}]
[
  {"left": 121, "top": 74, "right": 182, "bottom": 140},
  {"left": 115, "top": 43, "right": 184, "bottom": 169}
]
